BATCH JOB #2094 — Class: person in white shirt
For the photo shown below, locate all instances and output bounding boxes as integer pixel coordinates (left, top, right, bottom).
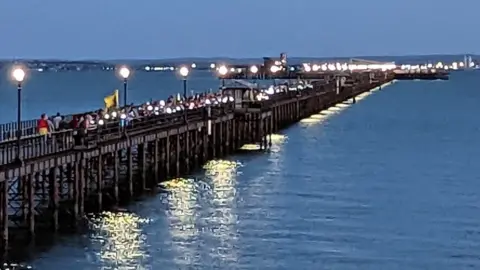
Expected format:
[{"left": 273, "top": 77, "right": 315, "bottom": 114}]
[{"left": 53, "top": 112, "right": 62, "bottom": 130}]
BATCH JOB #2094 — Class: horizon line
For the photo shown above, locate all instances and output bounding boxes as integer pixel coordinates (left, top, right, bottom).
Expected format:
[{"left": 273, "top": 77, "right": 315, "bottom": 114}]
[{"left": 0, "top": 53, "right": 477, "bottom": 62}]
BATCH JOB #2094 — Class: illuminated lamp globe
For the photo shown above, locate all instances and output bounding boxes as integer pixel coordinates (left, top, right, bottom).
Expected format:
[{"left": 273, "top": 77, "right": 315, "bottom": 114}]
[
  {"left": 270, "top": 65, "right": 280, "bottom": 73},
  {"left": 179, "top": 66, "right": 189, "bottom": 77},
  {"left": 250, "top": 65, "right": 259, "bottom": 74},
  {"left": 12, "top": 68, "right": 26, "bottom": 83},
  {"left": 218, "top": 65, "right": 228, "bottom": 76},
  {"left": 119, "top": 67, "right": 130, "bottom": 79}
]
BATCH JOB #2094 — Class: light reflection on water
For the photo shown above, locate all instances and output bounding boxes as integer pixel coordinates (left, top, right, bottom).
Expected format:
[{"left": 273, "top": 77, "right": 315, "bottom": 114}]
[
  {"left": 160, "top": 178, "right": 199, "bottom": 266},
  {"left": 87, "top": 212, "right": 151, "bottom": 269},
  {"left": 24, "top": 132, "right": 288, "bottom": 269},
  {"left": 158, "top": 159, "right": 243, "bottom": 267},
  {"left": 203, "top": 160, "right": 241, "bottom": 264}
]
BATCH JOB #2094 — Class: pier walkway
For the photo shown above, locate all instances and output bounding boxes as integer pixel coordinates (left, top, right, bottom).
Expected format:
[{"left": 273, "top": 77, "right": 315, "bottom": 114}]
[
  {"left": 0, "top": 62, "right": 395, "bottom": 259},
  {"left": 0, "top": 58, "right": 450, "bottom": 143}
]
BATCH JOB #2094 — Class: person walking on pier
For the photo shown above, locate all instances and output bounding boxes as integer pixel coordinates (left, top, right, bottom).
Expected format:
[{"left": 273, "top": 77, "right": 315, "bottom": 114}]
[
  {"left": 37, "top": 114, "right": 49, "bottom": 136},
  {"left": 58, "top": 116, "right": 69, "bottom": 130},
  {"left": 45, "top": 114, "right": 55, "bottom": 134},
  {"left": 53, "top": 112, "right": 62, "bottom": 130}
]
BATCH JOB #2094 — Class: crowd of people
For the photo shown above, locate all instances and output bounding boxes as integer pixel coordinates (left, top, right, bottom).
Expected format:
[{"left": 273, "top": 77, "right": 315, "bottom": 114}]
[
  {"left": 36, "top": 91, "right": 238, "bottom": 137},
  {"left": 34, "top": 82, "right": 308, "bottom": 139}
]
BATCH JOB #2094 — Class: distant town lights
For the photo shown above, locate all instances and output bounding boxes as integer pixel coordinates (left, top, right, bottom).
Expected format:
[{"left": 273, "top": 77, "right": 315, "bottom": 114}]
[
  {"left": 250, "top": 65, "right": 259, "bottom": 74},
  {"left": 119, "top": 66, "right": 130, "bottom": 79}
]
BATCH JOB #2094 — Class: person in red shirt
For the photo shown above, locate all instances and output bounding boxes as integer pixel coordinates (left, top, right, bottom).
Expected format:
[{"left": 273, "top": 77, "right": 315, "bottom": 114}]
[
  {"left": 37, "top": 114, "right": 49, "bottom": 135},
  {"left": 69, "top": 116, "right": 79, "bottom": 129}
]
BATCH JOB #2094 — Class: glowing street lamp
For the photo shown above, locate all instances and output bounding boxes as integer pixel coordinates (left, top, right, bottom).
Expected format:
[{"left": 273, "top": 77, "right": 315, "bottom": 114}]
[
  {"left": 119, "top": 66, "right": 130, "bottom": 107},
  {"left": 11, "top": 67, "right": 26, "bottom": 164},
  {"left": 218, "top": 65, "right": 228, "bottom": 86},
  {"left": 303, "top": 64, "right": 312, "bottom": 72},
  {"left": 270, "top": 65, "right": 280, "bottom": 73},
  {"left": 249, "top": 65, "right": 259, "bottom": 82},
  {"left": 179, "top": 66, "right": 189, "bottom": 122},
  {"left": 179, "top": 66, "right": 189, "bottom": 77},
  {"left": 218, "top": 65, "right": 228, "bottom": 76}
]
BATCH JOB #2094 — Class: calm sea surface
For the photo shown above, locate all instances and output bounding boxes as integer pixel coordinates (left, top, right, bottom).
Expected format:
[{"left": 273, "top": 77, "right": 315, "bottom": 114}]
[{"left": 4, "top": 71, "right": 480, "bottom": 269}]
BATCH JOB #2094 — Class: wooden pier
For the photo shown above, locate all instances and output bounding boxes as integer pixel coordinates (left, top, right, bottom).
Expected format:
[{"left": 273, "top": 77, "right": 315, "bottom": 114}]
[
  {"left": 393, "top": 69, "right": 449, "bottom": 80},
  {"left": 0, "top": 67, "right": 394, "bottom": 260}
]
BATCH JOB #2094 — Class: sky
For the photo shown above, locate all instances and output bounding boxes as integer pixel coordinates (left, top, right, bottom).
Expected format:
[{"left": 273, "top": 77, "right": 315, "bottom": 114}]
[{"left": 0, "top": 0, "right": 478, "bottom": 60}]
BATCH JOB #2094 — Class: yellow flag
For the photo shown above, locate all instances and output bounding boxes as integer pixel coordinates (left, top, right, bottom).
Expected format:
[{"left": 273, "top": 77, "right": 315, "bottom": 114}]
[{"left": 104, "top": 89, "right": 119, "bottom": 110}]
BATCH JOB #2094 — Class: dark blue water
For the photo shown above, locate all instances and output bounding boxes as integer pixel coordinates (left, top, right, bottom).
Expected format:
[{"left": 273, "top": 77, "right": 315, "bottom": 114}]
[{"left": 10, "top": 72, "right": 480, "bottom": 269}]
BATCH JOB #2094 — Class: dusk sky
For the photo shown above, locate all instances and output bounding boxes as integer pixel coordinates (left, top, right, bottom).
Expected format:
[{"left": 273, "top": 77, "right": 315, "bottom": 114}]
[{"left": 0, "top": 0, "right": 477, "bottom": 59}]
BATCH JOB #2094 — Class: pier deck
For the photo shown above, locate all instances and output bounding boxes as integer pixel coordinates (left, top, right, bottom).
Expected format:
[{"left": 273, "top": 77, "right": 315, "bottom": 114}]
[{"left": 0, "top": 68, "right": 394, "bottom": 259}]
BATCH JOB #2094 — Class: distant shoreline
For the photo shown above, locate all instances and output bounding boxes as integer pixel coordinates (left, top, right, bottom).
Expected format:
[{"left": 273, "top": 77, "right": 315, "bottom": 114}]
[{"left": 0, "top": 54, "right": 476, "bottom": 72}]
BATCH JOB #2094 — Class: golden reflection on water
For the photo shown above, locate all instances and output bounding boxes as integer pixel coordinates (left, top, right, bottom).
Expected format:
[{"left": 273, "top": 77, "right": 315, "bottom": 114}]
[
  {"left": 240, "top": 133, "right": 287, "bottom": 151},
  {"left": 239, "top": 144, "right": 261, "bottom": 150},
  {"left": 159, "top": 177, "right": 199, "bottom": 265},
  {"left": 160, "top": 178, "right": 198, "bottom": 239},
  {"left": 203, "top": 160, "right": 241, "bottom": 263},
  {"left": 269, "top": 134, "right": 287, "bottom": 153},
  {"left": 2, "top": 262, "right": 33, "bottom": 269},
  {"left": 89, "top": 212, "right": 151, "bottom": 268},
  {"left": 300, "top": 102, "right": 353, "bottom": 126}
]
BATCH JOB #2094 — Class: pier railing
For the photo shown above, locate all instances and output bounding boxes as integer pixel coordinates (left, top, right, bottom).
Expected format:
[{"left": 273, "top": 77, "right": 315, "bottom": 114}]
[
  {"left": 0, "top": 104, "right": 235, "bottom": 166},
  {"left": 0, "top": 80, "right": 384, "bottom": 167},
  {"left": 0, "top": 120, "right": 38, "bottom": 142}
]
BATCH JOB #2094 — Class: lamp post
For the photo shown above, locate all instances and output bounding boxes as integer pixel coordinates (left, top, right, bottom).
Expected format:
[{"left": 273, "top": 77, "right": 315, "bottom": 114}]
[
  {"left": 218, "top": 65, "right": 228, "bottom": 87},
  {"left": 250, "top": 65, "right": 258, "bottom": 82},
  {"left": 12, "top": 67, "right": 25, "bottom": 164},
  {"left": 179, "top": 66, "right": 189, "bottom": 123},
  {"left": 119, "top": 66, "right": 130, "bottom": 107},
  {"left": 269, "top": 65, "right": 280, "bottom": 81}
]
